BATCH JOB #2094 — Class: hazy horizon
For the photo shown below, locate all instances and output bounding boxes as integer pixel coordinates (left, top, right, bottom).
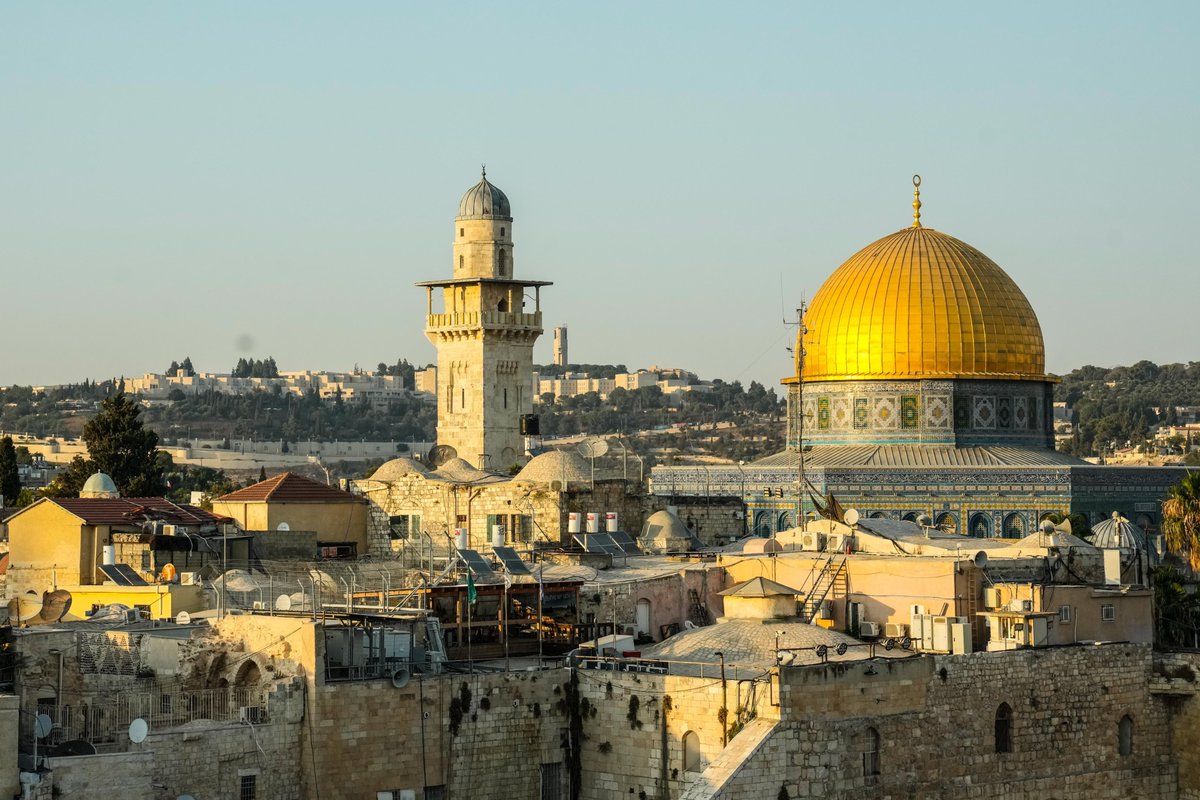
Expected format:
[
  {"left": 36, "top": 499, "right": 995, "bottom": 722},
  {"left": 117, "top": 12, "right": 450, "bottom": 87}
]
[{"left": 4, "top": 2, "right": 1198, "bottom": 390}]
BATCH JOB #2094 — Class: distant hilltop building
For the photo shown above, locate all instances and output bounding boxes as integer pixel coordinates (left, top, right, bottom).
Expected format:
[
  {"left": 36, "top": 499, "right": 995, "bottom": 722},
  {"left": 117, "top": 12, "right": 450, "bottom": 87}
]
[
  {"left": 553, "top": 325, "right": 568, "bottom": 366},
  {"left": 125, "top": 368, "right": 434, "bottom": 408},
  {"left": 531, "top": 367, "right": 711, "bottom": 404}
]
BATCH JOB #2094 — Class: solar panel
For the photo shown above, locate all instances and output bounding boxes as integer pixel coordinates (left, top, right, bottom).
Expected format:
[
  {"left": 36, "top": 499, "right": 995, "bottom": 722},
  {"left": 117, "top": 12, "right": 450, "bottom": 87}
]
[
  {"left": 608, "top": 531, "right": 641, "bottom": 555},
  {"left": 574, "top": 533, "right": 625, "bottom": 558},
  {"left": 493, "top": 546, "right": 532, "bottom": 576},
  {"left": 457, "top": 548, "right": 498, "bottom": 582},
  {"left": 99, "top": 563, "right": 149, "bottom": 587}
]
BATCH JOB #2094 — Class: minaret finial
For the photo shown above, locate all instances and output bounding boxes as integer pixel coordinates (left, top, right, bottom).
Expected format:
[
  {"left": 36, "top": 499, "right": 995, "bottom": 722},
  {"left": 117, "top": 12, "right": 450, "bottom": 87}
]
[
  {"left": 481, "top": 163, "right": 487, "bottom": 179},
  {"left": 912, "top": 174, "right": 922, "bottom": 228}
]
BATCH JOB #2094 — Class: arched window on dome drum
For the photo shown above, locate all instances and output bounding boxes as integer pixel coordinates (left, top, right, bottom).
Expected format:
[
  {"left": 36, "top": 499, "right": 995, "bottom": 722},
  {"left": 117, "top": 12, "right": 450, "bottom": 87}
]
[
  {"left": 934, "top": 513, "right": 957, "bottom": 534},
  {"left": 995, "top": 703, "right": 1013, "bottom": 753},
  {"left": 1118, "top": 714, "right": 1133, "bottom": 757},
  {"left": 861, "top": 727, "right": 880, "bottom": 785},
  {"left": 969, "top": 513, "right": 992, "bottom": 539},
  {"left": 753, "top": 511, "right": 772, "bottom": 537},
  {"left": 683, "top": 731, "right": 701, "bottom": 772},
  {"left": 1002, "top": 513, "right": 1026, "bottom": 539},
  {"left": 902, "top": 512, "right": 919, "bottom": 522},
  {"left": 777, "top": 511, "right": 794, "bottom": 532},
  {"left": 870, "top": 511, "right": 887, "bottom": 519}
]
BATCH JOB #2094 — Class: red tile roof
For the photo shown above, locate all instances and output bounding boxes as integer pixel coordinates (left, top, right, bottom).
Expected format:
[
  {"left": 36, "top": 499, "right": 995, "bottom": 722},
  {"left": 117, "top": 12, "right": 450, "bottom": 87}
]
[
  {"left": 214, "top": 472, "right": 365, "bottom": 504},
  {"left": 46, "top": 497, "right": 225, "bottom": 526}
]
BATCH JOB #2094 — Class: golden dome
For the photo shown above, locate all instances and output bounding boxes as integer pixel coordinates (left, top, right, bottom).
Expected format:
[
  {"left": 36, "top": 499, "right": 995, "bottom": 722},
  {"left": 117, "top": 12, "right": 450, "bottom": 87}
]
[{"left": 798, "top": 226, "right": 1047, "bottom": 382}]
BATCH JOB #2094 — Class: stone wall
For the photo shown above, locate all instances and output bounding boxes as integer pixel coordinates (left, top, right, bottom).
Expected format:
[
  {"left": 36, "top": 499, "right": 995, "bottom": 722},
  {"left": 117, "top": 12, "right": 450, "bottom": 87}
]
[
  {"left": 1155, "top": 651, "right": 1200, "bottom": 799},
  {"left": 301, "top": 669, "right": 571, "bottom": 800}
]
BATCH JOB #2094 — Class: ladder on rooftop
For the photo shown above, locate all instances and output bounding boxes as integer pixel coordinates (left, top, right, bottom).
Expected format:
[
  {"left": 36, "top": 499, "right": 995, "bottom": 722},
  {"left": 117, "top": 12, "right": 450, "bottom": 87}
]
[
  {"left": 800, "top": 556, "right": 847, "bottom": 623},
  {"left": 424, "top": 617, "right": 448, "bottom": 672}
]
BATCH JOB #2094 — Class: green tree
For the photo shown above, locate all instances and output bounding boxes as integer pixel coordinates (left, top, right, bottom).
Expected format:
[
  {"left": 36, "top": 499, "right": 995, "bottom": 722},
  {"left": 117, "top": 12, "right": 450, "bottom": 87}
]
[
  {"left": 47, "top": 392, "right": 167, "bottom": 497},
  {"left": 1164, "top": 472, "right": 1200, "bottom": 571},
  {"left": 0, "top": 436, "right": 20, "bottom": 506}
]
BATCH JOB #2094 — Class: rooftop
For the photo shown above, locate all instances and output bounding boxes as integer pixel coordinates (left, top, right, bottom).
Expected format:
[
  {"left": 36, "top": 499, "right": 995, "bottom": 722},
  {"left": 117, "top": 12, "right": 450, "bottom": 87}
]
[{"left": 216, "top": 472, "right": 366, "bottom": 504}]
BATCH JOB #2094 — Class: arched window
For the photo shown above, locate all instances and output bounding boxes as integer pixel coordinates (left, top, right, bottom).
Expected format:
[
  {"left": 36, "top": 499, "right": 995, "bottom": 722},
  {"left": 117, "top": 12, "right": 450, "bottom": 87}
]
[
  {"left": 752, "top": 511, "right": 772, "bottom": 537},
  {"left": 498, "top": 298, "right": 508, "bottom": 312},
  {"left": 777, "top": 511, "right": 794, "bottom": 531},
  {"left": 682, "top": 731, "right": 701, "bottom": 772},
  {"left": 934, "top": 513, "right": 957, "bottom": 534},
  {"left": 994, "top": 702, "right": 1013, "bottom": 753},
  {"left": 1002, "top": 513, "right": 1026, "bottom": 538},
  {"left": 902, "top": 512, "right": 919, "bottom": 522},
  {"left": 970, "top": 513, "right": 992, "bottom": 539},
  {"left": 1118, "top": 714, "right": 1133, "bottom": 757},
  {"left": 869, "top": 511, "right": 887, "bottom": 519},
  {"left": 862, "top": 727, "right": 880, "bottom": 784}
]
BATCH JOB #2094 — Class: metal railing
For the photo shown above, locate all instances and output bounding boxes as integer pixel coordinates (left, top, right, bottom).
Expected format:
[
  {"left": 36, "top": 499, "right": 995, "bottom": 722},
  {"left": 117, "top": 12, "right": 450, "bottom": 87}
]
[{"left": 575, "top": 655, "right": 763, "bottom": 681}]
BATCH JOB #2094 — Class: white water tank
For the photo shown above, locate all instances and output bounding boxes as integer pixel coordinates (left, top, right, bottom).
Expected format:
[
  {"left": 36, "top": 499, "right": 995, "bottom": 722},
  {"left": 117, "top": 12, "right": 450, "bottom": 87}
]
[
  {"left": 102, "top": 545, "right": 116, "bottom": 566},
  {"left": 454, "top": 528, "right": 469, "bottom": 550},
  {"left": 491, "top": 524, "right": 505, "bottom": 548},
  {"left": 586, "top": 512, "right": 600, "bottom": 533},
  {"left": 605, "top": 512, "right": 619, "bottom": 533},
  {"left": 568, "top": 513, "right": 582, "bottom": 534}
]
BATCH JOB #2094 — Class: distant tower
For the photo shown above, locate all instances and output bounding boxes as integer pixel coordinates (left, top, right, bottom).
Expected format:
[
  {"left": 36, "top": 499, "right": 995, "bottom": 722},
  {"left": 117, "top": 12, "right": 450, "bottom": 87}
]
[
  {"left": 418, "top": 169, "right": 551, "bottom": 470},
  {"left": 553, "top": 326, "right": 568, "bottom": 367}
]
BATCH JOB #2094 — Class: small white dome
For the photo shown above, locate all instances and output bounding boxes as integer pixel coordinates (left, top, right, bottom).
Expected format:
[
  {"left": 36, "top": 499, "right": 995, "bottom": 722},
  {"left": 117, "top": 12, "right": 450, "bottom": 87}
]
[
  {"left": 80, "top": 472, "right": 119, "bottom": 499},
  {"left": 370, "top": 457, "right": 430, "bottom": 481},
  {"left": 513, "top": 450, "right": 590, "bottom": 485}
]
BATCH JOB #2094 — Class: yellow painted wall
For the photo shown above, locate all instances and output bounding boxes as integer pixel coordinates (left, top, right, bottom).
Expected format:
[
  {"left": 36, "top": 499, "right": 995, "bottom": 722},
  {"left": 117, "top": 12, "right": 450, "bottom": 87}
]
[
  {"left": 62, "top": 584, "right": 206, "bottom": 621},
  {"left": 210, "top": 500, "right": 368, "bottom": 552},
  {"left": 5, "top": 500, "right": 96, "bottom": 591}
]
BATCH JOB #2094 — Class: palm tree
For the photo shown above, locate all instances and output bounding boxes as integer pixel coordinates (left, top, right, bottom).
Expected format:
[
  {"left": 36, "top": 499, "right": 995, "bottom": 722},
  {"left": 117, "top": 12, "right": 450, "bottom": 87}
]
[{"left": 1163, "top": 472, "right": 1200, "bottom": 570}]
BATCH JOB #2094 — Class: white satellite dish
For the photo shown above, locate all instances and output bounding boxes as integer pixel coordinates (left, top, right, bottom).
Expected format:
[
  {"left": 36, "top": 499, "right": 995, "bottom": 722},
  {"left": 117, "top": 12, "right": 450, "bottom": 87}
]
[
  {"left": 277, "top": 522, "right": 290, "bottom": 532},
  {"left": 844, "top": 508, "right": 861, "bottom": 526},
  {"left": 175, "top": 611, "right": 192, "bottom": 625},
  {"left": 275, "top": 594, "right": 292, "bottom": 611},
  {"left": 578, "top": 437, "right": 609, "bottom": 459},
  {"left": 34, "top": 714, "right": 53, "bottom": 739},
  {"left": 128, "top": 718, "right": 148, "bottom": 744}
]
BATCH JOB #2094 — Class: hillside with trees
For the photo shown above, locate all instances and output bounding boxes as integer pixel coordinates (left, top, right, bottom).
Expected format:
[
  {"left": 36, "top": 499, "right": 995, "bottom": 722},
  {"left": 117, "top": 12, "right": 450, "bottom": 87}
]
[{"left": 1055, "top": 360, "right": 1200, "bottom": 459}]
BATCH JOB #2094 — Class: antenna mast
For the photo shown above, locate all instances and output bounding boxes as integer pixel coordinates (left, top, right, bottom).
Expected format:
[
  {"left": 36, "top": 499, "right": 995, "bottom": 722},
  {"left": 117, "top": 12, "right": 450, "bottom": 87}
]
[{"left": 796, "top": 299, "right": 808, "bottom": 533}]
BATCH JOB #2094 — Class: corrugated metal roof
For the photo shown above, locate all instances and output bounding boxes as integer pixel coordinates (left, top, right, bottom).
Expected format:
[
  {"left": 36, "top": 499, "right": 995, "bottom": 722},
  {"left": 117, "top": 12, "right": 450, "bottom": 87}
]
[{"left": 215, "top": 472, "right": 365, "bottom": 504}]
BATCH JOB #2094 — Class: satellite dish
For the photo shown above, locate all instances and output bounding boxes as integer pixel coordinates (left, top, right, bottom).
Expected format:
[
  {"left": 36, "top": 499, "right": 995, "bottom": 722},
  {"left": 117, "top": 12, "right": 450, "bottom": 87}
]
[
  {"left": 32, "top": 590, "right": 73, "bottom": 625},
  {"left": 275, "top": 594, "right": 292, "bottom": 611},
  {"left": 427, "top": 444, "right": 458, "bottom": 467},
  {"left": 9, "top": 593, "right": 43, "bottom": 624},
  {"left": 391, "top": 668, "right": 411, "bottom": 689},
  {"left": 577, "top": 437, "right": 609, "bottom": 459},
  {"left": 844, "top": 509, "right": 861, "bottom": 527},
  {"left": 916, "top": 513, "right": 933, "bottom": 528},
  {"left": 276, "top": 522, "right": 290, "bottom": 532},
  {"left": 175, "top": 611, "right": 192, "bottom": 625},
  {"left": 128, "top": 718, "right": 148, "bottom": 744},
  {"left": 160, "top": 563, "right": 177, "bottom": 582},
  {"left": 34, "top": 714, "right": 53, "bottom": 739},
  {"left": 973, "top": 551, "right": 989, "bottom": 569},
  {"left": 549, "top": 480, "right": 563, "bottom": 491}
]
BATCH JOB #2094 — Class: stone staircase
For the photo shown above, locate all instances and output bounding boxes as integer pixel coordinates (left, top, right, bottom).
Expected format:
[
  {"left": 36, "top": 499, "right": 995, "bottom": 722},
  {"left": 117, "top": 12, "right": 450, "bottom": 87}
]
[{"left": 678, "top": 718, "right": 783, "bottom": 800}]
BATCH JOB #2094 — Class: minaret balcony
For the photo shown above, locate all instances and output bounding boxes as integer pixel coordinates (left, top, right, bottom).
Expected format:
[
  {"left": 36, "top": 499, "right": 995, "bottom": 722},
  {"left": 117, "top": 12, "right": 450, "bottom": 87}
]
[{"left": 426, "top": 310, "right": 543, "bottom": 333}]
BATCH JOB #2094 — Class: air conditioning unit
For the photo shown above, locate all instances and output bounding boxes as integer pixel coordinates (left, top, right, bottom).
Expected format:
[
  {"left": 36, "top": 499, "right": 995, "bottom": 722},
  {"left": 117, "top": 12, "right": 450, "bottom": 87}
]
[
  {"left": 884, "top": 622, "right": 908, "bottom": 638},
  {"left": 983, "top": 587, "right": 1001, "bottom": 609},
  {"left": 161, "top": 524, "right": 178, "bottom": 536},
  {"left": 859, "top": 621, "right": 881, "bottom": 638},
  {"left": 817, "top": 599, "right": 833, "bottom": 620},
  {"left": 180, "top": 572, "right": 199, "bottom": 586},
  {"left": 252, "top": 601, "right": 266, "bottom": 610},
  {"left": 826, "top": 534, "right": 843, "bottom": 553},
  {"left": 802, "top": 532, "right": 826, "bottom": 551},
  {"left": 238, "top": 706, "right": 265, "bottom": 724}
]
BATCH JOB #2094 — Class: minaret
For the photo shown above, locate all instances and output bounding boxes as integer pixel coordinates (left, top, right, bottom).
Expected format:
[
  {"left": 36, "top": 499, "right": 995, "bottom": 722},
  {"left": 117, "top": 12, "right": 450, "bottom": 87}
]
[
  {"left": 553, "top": 326, "right": 568, "bottom": 367},
  {"left": 418, "top": 169, "right": 551, "bottom": 470}
]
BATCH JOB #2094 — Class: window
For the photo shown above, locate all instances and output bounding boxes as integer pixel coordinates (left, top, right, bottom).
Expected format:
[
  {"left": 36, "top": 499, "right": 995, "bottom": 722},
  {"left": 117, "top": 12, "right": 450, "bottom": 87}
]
[
  {"left": 140, "top": 550, "right": 152, "bottom": 572},
  {"left": 504, "top": 388, "right": 508, "bottom": 409},
  {"left": 390, "top": 514, "right": 421, "bottom": 541},
  {"left": 500, "top": 226, "right": 505, "bottom": 236},
  {"left": 1118, "top": 714, "right": 1133, "bottom": 757},
  {"left": 319, "top": 543, "right": 356, "bottom": 560},
  {"left": 239, "top": 774, "right": 257, "bottom": 800},
  {"left": 683, "top": 731, "right": 701, "bottom": 772},
  {"left": 1101, "top": 604, "right": 1116, "bottom": 622},
  {"left": 459, "top": 228, "right": 464, "bottom": 237},
  {"left": 1059, "top": 605, "right": 1071, "bottom": 623},
  {"left": 995, "top": 703, "right": 1013, "bottom": 753},
  {"left": 424, "top": 787, "right": 445, "bottom": 800},
  {"left": 461, "top": 388, "right": 465, "bottom": 410},
  {"left": 459, "top": 255, "right": 464, "bottom": 270},
  {"left": 969, "top": 513, "right": 992, "bottom": 539},
  {"left": 862, "top": 727, "right": 880, "bottom": 785}
]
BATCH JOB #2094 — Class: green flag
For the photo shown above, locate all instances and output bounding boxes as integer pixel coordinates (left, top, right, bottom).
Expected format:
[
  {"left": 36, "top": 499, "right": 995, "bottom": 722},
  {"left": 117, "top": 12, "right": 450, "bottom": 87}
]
[{"left": 467, "top": 571, "right": 477, "bottom": 604}]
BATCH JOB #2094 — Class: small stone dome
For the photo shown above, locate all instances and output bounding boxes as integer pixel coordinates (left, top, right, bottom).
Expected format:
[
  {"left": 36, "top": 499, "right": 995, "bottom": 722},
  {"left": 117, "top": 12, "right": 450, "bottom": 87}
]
[
  {"left": 370, "top": 457, "right": 430, "bottom": 481},
  {"left": 433, "top": 457, "right": 495, "bottom": 483},
  {"left": 458, "top": 170, "right": 512, "bottom": 220},
  {"left": 513, "top": 450, "right": 590, "bottom": 485},
  {"left": 80, "top": 472, "right": 118, "bottom": 499},
  {"left": 640, "top": 509, "right": 702, "bottom": 554}
]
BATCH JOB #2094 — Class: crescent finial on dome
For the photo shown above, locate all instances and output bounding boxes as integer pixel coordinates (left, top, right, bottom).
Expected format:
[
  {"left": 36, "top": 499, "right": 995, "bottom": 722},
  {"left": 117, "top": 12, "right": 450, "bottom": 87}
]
[{"left": 912, "top": 174, "right": 922, "bottom": 228}]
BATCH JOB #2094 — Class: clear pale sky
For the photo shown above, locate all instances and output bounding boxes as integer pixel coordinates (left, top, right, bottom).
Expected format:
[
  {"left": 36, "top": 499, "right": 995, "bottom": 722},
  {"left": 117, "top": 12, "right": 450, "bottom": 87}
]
[{"left": 3, "top": 2, "right": 1197, "bottom": 389}]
